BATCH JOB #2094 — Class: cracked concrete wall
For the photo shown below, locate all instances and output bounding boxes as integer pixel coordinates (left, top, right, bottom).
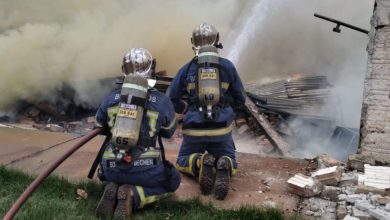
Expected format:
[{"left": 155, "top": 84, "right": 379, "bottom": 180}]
[{"left": 360, "top": 0, "right": 390, "bottom": 162}]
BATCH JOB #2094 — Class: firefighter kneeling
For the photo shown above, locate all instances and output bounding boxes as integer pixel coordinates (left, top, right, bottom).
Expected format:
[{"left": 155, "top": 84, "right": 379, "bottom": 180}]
[
  {"left": 169, "top": 23, "right": 247, "bottom": 200},
  {"left": 95, "top": 48, "right": 180, "bottom": 219}
]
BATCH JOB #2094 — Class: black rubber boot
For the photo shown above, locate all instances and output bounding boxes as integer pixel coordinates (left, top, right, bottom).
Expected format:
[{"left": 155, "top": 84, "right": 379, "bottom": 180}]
[
  {"left": 214, "top": 156, "right": 231, "bottom": 200},
  {"left": 96, "top": 182, "right": 118, "bottom": 219},
  {"left": 114, "top": 184, "right": 133, "bottom": 220},
  {"left": 198, "top": 153, "right": 215, "bottom": 195}
]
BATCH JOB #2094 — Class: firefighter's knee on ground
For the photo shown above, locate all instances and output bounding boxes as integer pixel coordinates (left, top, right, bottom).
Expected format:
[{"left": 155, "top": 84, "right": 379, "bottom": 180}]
[
  {"left": 217, "top": 155, "right": 237, "bottom": 176},
  {"left": 176, "top": 153, "right": 202, "bottom": 176}
]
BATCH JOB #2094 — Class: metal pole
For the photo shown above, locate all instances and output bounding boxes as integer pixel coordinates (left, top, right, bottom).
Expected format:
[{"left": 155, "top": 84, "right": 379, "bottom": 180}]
[
  {"left": 314, "top": 13, "right": 369, "bottom": 34},
  {"left": 3, "top": 128, "right": 103, "bottom": 220}
]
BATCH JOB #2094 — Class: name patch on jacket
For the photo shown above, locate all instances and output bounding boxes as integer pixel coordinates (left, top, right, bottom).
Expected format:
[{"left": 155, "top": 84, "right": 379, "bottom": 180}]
[
  {"left": 133, "top": 158, "right": 157, "bottom": 167},
  {"left": 107, "top": 158, "right": 157, "bottom": 168}
]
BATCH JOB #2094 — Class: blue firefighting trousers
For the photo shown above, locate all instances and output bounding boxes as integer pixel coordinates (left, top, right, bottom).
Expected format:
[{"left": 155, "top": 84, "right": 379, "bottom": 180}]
[
  {"left": 176, "top": 135, "right": 237, "bottom": 176},
  {"left": 101, "top": 147, "right": 181, "bottom": 209}
]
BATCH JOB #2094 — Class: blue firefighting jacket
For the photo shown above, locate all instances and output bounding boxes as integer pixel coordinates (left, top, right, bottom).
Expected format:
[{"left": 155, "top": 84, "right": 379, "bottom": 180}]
[
  {"left": 168, "top": 57, "right": 246, "bottom": 142},
  {"left": 95, "top": 87, "right": 177, "bottom": 149}
]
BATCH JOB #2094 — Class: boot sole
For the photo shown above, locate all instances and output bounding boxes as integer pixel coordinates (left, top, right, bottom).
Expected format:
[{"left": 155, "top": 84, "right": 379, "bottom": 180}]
[
  {"left": 96, "top": 182, "right": 118, "bottom": 219},
  {"left": 199, "top": 154, "right": 215, "bottom": 195},
  {"left": 214, "top": 158, "right": 230, "bottom": 200},
  {"left": 114, "top": 184, "right": 133, "bottom": 220},
  {"left": 214, "top": 170, "right": 230, "bottom": 200}
]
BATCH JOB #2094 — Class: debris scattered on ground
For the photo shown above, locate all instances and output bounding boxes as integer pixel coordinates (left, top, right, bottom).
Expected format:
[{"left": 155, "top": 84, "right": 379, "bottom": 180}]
[
  {"left": 76, "top": 188, "right": 88, "bottom": 200},
  {"left": 287, "top": 173, "right": 323, "bottom": 197},
  {"left": 311, "top": 166, "right": 343, "bottom": 186},
  {"left": 287, "top": 154, "right": 390, "bottom": 219}
]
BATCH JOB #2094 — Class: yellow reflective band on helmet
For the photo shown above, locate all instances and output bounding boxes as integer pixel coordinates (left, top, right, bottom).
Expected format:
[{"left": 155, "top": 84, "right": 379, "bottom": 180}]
[
  {"left": 146, "top": 110, "right": 159, "bottom": 137},
  {"left": 198, "top": 51, "right": 218, "bottom": 58},
  {"left": 161, "top": 118, "right": 176, "bottom": 130},
  {"left": 135, "top": 186, "right": 171, "bottom": 208},
  {"left": 182, "top": 125, "right": 233, "bottom": 137},
  {"left": 122, "top": 83, "right": 148, "bottom": 92},
  {"left": 176, "top": 153, "right": 199, "bottom": 176},
  {"left": 221, "top": 82, "right": 230, "bottom": 90}
]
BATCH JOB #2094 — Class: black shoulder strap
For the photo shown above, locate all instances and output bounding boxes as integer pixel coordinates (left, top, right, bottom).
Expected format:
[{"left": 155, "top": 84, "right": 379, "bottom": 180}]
[
  {"left": 184, "top": 56, "right": 197, "bottom": 77},
  {"left": 158, "top": 135, "right": 167, "bottom": 162}
]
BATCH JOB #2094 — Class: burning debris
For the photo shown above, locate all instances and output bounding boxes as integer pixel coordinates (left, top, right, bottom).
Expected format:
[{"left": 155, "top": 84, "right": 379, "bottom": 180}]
[{"left": 1, "top": 74, "right": 359, "bottom": 160}]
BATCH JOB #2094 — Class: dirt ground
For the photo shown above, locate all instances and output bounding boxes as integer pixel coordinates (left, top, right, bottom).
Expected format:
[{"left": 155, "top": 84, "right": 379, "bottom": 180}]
[{"left": 0, "top": 127, "right": 311, "bottom": 214}]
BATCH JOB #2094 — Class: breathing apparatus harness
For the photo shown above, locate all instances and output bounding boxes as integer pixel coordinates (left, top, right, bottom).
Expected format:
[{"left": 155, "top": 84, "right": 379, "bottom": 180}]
[
  {"left": 186, "top": 45, "right": 228, "bottom": 121},
  {"left": 88, "top": 73, "right": 169, "bottom": 180}
]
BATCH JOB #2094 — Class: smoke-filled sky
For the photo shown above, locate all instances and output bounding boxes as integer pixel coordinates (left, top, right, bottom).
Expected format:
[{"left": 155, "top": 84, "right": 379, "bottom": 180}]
[{"left": 0, "top": 0, "right": 373, "bottom": 128}]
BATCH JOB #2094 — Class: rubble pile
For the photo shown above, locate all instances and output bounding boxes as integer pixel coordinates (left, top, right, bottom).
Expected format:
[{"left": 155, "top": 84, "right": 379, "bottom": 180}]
[{"left": 288, "top": 155, "right": 390, "bottom": 220}]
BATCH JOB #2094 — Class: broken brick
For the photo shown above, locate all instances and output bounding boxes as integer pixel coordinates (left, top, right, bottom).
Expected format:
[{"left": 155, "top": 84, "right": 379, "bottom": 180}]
[
  {"left": 311, "top": 166, "right": 343, "bottom": 186},
  {"left": 287, "top": 173, "right": 322, "bottom": 197},
  {"left": 368, "top": 208, "right": 390, "bottom": 220}
]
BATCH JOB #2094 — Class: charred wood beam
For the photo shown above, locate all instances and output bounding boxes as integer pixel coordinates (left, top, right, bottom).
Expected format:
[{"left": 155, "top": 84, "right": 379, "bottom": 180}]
[{"left": 245, "top": 97, "right": 291, "bottom": 157}]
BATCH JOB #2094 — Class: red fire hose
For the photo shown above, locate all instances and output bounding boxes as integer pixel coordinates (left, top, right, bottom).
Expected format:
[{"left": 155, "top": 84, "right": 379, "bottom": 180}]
[{"left": 3, "top": 128, "right": 103, "bottom": 220}]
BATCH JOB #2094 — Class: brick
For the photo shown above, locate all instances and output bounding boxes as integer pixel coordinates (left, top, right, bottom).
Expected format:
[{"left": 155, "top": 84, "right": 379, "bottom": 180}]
[
  {"left": 355, "top": 185, "right": 390, "bottom": 196},
  {"left": 316, "top": 155, "right": 342, "bottom": 167},
  {"left": 363, "top": 164, "right": 390, "bottom": 189},
  {"left": 343, "top": 215, "right": 359, "bottom": 220},
  {"left": 311, "top": 166, "right": 343, "bottom": 186},
  {"left": 385, "top": 203, "right": 390, "bottom": 212},
  {"left": 355, "top": 200, "right": 375, "bottom": 212},
  {"left": 373, "top": 195, "right": 390, "bottom": 205},
  {"left": 352, "top": 207, "right": 374, "bottom": 220},
  {"left": 346, "top": 194, "right": 365, "bottom": 204},
  {"left": 339, "top": 194, "right": 348, "bottom": 201},
  {"left": 348, "top": 154, "right": 375, "bottom": 172},
  {"left": 340, "top": 173, "right": 359, "bottom": 187},
  {"left": 367, "top": 79, "right": 390, "bottom": 91},
  {"left": 287, "top": 173, "right": 322, "bottom": 197},
  {"left": 368, "top": 208, "right": 390, "bottom": 220},
  {"left": 337, "top": 204, "right": 348, "bottom": 219}
]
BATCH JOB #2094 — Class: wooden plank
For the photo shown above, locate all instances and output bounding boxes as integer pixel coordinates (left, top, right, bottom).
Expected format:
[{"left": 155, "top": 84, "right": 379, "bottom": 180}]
[{"left": 245, "top": 98, "right": 291, "bottom": 157}]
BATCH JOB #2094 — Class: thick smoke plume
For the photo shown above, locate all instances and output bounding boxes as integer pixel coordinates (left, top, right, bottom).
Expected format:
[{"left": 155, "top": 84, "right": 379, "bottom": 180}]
[
  {"left": 0, "top": 0, "right": 240, "bottom": 113},
  {"left": 0, "top": 0, "right": 374, "bottom": 159}
]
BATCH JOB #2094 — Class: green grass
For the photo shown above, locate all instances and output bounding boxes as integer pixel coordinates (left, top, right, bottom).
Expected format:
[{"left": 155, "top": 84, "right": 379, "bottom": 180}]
[{"left": 0, "top": 166, "right": 299, "bottom": 220}]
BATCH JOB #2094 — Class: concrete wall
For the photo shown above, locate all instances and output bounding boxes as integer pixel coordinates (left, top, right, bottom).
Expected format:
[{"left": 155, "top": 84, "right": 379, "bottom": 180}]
[{"left": 360, "top": 1, "right": 390, "bottom": 163}]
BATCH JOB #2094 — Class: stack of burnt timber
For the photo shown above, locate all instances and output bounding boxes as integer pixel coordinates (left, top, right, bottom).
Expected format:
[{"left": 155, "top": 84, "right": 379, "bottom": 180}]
[
  {"left": 243, "top": 76, "right": 341, "bottom": 156},
  {"left": 246, "top": 76, "right": 339, "bottom": 122}
]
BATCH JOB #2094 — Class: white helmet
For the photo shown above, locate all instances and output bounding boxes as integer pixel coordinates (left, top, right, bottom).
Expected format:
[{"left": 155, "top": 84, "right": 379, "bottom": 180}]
[{"left": 122, "top": 48, "right": 153, "bottom": 78}]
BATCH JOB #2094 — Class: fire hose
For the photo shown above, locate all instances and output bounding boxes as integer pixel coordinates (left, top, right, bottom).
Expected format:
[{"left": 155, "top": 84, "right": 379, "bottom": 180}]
[{"left": 3, "top": 128, "right": 102, "bottom": 220}]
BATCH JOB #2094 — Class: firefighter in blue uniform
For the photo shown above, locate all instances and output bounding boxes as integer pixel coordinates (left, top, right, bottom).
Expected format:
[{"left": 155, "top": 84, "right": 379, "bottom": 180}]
[
  {"left": 95, "top": 48, "right": 180, "bottom": 219},
  {"left": 168, "top": 23, "right": 247, "bottom": 200}
]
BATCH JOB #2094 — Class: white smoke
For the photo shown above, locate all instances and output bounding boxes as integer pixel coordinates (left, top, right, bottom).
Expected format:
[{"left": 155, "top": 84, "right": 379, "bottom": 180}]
[
  {"left": 223, "top": 0, "right": 372, "bottom": 128},
  {"left": 0, "top": 0, "right": 240, "bottom": 111},
  {"left": 224, "top": 0, "right": 373, "bottom": 159}
]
